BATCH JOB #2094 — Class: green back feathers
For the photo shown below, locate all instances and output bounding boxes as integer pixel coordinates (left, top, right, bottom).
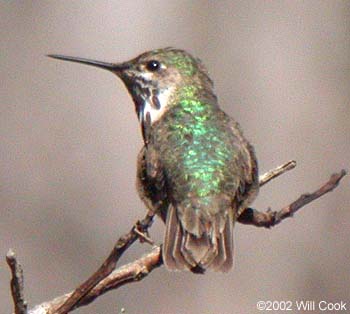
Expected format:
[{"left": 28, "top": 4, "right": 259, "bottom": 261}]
[{"left": 152, "top": 87, "right": 239, "bottom": 207}]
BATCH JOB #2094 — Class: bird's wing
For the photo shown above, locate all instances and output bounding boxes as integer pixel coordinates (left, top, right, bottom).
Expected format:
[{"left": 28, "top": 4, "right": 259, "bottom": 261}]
[
  {"left": 226, "top": 117, "right": 259, "bottom": 215},
  {"left": 136, "top": 145, "right": 168, "bottom": 221}
]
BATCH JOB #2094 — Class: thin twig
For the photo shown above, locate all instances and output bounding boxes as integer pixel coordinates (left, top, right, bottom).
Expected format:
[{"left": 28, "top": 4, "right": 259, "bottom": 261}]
[
  {"left": 259, "top": 160, "right": 296, "bottom": 187},
  {"left": 238, "top": 169, "right": 347, "bottom": 227},
  {"left": 6, "top": 249, "right": 28, "bottom": 314},
  {"left": 133, "top": 228, "right": 155, "bottom": 245},
  {"left": 53, "top": 212, "right": 155, "bottom": 314}
]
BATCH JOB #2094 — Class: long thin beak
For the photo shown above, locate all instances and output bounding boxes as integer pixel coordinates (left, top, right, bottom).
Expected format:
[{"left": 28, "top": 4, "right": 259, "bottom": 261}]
[{"left": 47, "top": 54, "right": 126, "bottom": 73}]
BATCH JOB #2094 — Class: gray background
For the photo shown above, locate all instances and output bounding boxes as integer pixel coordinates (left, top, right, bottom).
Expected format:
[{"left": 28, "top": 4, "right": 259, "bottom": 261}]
[{"left": 1, "top": 1, "right": 349, "bottom": 314}]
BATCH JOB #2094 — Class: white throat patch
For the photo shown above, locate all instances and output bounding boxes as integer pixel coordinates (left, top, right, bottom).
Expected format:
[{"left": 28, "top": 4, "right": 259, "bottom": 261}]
[{"left": 141, "top": 87, "right": 174, "bottom": 125}]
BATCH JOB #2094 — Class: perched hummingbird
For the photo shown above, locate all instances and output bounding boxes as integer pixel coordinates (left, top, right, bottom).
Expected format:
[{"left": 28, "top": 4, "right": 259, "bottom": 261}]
[{"left": 48, "top": 48, "right": 259, "bottom": 273}]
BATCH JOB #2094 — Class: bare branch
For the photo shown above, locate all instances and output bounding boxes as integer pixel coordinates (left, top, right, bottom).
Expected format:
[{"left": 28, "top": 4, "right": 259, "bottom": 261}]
[
  {"left": 6, "top": 249, "right": 28, "bottom": 314},
  {"left": 10, "top": 163, "right": 345, "bottom": 314},
  {"left": 259, "top": 160, "right": 296, "bottom": 187},
  {"left": 238, "top": 169, "right": 347, "bottom": 227},
  {"left": 53, "top": 212, "right": 155, "bottom": 314},
  {"left": 29, "top": 247, "right": 162, "bottom": 314}
]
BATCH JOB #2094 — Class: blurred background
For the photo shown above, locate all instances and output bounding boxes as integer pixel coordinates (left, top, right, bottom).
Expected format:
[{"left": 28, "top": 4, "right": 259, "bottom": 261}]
[{"left": 1, "top": 1, "right": 349, "bottom": 313}]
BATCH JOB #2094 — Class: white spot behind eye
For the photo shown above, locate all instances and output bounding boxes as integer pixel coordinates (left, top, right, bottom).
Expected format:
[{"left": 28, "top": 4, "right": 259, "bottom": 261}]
[{"left": 141, "top": 72, "right": 153, "bottom": 80}]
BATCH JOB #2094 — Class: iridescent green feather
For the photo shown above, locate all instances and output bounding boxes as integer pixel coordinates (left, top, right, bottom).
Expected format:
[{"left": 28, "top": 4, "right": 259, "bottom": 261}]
[{"left": 151, "top": 83, "right": 242, "bottom": 215}]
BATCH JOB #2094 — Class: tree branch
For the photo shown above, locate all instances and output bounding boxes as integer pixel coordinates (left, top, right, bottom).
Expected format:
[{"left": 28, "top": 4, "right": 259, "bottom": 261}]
[
  {"left": 6, "top": 162, "right": 346, "bottom": 314},
  {"left": 238, "top": 169, "right": 347, "bottom": 227},
  {"left": 29, "top": 247, "right": 162, "bottom": 314},
  {"left": 259, "top": 160, "right": 296, "bottom": 187},
  {"left": 53, "top": 212, "right": 155, "bottom": 314},
  {"left": 6, "top": 249, "right": 28, "bottom": 314}
]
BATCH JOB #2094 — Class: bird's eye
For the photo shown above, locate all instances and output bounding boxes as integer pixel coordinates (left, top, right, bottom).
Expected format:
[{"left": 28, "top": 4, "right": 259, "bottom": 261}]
[{"left": 146, "top": 60, "right": 161, "bottom": 72}]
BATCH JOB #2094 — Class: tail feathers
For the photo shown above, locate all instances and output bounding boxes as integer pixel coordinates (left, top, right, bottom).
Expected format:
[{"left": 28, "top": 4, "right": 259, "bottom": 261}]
[
  {"left": 163, "top": 204, "right": 187, "bottom": 270},
  {"left": 163, "top": 205, "right": 234, "bottom": 273},
  {"left": 210, "top": 211, "right": 234, "bottom": 272}
]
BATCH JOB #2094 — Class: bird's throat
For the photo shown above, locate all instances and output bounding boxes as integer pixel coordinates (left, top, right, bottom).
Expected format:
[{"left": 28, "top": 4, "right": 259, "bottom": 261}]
[{"left": 129, "top": 83, "right": 174, "bottom": 143}]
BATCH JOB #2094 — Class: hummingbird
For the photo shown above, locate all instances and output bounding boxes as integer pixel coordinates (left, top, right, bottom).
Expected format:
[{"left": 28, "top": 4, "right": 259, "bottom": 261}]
[{"left": 48, "top": 48, "right": 259, "bottom": 273}]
